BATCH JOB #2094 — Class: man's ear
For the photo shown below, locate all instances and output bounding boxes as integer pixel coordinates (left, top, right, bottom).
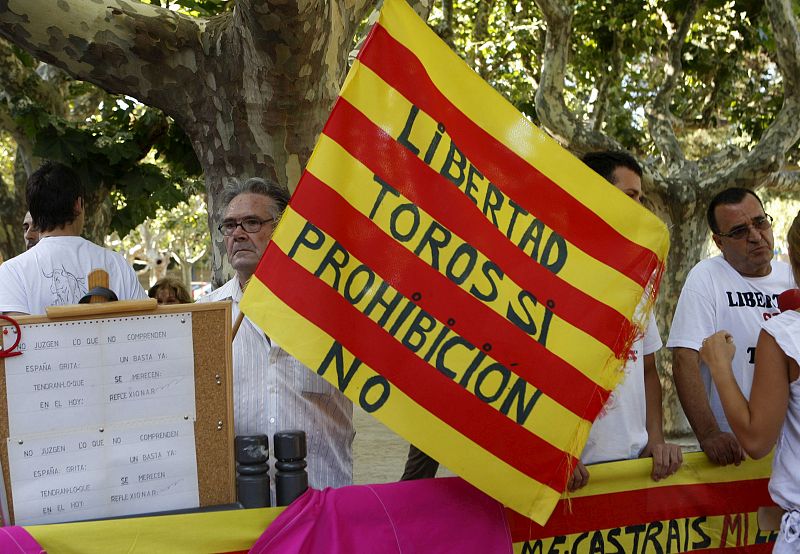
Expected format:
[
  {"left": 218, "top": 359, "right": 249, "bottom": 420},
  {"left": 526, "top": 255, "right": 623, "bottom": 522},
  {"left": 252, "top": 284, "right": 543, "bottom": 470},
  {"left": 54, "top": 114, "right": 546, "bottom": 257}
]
[
  {"left": 712, "top": 234, "right": 723, "bottom": 251},
  {"left": 74, "top": 197, "right": 84, "bottom": 216}
]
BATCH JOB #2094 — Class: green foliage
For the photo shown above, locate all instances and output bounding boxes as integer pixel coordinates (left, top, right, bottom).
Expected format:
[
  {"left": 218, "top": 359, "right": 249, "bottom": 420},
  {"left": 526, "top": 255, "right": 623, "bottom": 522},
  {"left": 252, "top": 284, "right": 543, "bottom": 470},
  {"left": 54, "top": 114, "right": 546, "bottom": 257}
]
[
  {"left": 0, "top": 133, "right": 13, "bottom": 180},
  {"left": 0, "top": 0, "right": 231, "bottom": 241},
  {"left": 428, "top": 1, "right": 543, "bottom": 123},
  {"left": 8, "top": 96, "right": 202, "bottom": 237},
  {"left": 10, "top": 45, "right": 36, "bottom": 69},
  {"left": 114, "top": 194, "right": 211, "bottom": 282},
  {"left": 141, "top": 0, "right": 232, "bottom": 17},
  {"left": 432, "top": 0, "right": 787, "bottom": 159}
]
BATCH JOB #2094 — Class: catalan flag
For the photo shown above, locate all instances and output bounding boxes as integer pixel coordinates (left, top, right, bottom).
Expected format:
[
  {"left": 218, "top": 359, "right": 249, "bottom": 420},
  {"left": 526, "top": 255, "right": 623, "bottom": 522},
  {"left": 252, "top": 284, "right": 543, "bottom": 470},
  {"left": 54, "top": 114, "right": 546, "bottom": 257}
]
[{"left": 240, "top": 0, "right": 669, "bottom": 523}]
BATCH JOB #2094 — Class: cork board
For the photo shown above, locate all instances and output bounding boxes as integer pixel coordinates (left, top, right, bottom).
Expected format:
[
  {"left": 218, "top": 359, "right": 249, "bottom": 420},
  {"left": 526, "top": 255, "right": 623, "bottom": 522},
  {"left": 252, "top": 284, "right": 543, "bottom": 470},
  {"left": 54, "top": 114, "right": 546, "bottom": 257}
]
[{"left": 0, "top": 301, "right": 235, "bottom": 524}]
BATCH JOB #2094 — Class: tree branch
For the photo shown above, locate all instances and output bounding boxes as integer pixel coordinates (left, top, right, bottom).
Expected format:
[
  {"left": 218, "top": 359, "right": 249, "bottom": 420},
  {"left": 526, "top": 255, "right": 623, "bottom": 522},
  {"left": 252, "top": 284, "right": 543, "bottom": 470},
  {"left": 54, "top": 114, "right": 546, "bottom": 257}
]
[
  {"left": 0, "top": 0, "right": 203, "bottom": 111},
  {"left": 589, "top": 32, "right": 622, "bottom": 133},
  {"left": 466, "top": 0, "right": 495, "bottom": 75},
  {"left": 533, "top": 0, "right": 620, "bottom": 152},
  {"left": 646, "top": 0, "right": 699, "bottom": 175},
  {"left": 436, "top": 0, "right": 454, "bottom": 44},
  {"left": 710, "top": 0, "right": 800, "bottom": 189},
  {"left": 761, "top": 167, "right": 800, "bottom": 194}
]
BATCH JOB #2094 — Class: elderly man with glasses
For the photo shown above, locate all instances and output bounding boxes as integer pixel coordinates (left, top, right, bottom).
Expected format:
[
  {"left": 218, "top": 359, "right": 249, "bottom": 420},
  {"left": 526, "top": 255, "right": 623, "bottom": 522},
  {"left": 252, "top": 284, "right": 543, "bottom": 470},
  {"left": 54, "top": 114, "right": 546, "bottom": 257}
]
[
  {"left": 198, "top": 178, "right": 354, "bottom": 502},
  {"left": 668, "top": 188, "right": 795, "bottom": 466}
]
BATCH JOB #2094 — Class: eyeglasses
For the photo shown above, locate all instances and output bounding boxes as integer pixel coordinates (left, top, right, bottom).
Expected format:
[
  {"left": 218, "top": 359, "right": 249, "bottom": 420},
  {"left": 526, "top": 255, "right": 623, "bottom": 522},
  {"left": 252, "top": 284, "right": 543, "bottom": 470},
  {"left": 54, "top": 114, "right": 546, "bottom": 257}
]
[
  {"left": 218, "top": 217, "right": 275, "bottom": 236},
  {"left": 716, "top": 214, "right": 773, "bottom": 240}
]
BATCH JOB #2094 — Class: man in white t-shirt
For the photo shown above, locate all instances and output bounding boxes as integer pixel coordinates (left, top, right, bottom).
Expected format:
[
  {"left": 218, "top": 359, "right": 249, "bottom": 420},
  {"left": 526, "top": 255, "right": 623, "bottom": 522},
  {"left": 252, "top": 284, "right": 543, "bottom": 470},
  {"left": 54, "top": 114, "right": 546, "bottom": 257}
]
[
  {"left": 568, "top": 151, "right": 682, "bottom": 491},
  {"left": 0, "top": 161, "right": 146, "bottom": 315},
  {"left": 668, "top": 188, "right": 795, "bottom": 465}
]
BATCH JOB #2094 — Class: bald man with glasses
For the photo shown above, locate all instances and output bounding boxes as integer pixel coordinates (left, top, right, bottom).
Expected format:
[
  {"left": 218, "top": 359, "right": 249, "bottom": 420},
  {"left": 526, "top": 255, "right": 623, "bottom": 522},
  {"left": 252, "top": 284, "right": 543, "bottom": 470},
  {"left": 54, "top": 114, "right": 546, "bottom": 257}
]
[{"left": 668, "top": 188, "right": 795, "bottom": 465}]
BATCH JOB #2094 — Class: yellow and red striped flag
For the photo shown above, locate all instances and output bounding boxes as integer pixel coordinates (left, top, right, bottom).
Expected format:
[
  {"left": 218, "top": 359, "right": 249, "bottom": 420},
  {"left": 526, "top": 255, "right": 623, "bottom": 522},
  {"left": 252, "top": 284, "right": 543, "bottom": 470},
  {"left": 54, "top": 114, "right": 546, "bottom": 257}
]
[
  {"left": 508, "top": 453, "right": 776, "bottom": 553},
  {"left": 241, "top": 0, "right": 669, "bottom": 523}
]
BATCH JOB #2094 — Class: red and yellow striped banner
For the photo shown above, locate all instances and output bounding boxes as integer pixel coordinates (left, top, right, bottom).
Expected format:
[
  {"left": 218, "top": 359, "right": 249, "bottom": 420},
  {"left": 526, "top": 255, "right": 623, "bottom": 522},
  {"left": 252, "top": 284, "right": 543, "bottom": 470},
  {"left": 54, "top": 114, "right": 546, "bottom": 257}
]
[
  {"left": 508, "top": 453, "right": 776, "bottom": 553},
  {"left": 241, "top": 0, "right": 669, "bottom": 523},
  {"left": 25, "top": 454, "right": 776, "bottom": 553}
]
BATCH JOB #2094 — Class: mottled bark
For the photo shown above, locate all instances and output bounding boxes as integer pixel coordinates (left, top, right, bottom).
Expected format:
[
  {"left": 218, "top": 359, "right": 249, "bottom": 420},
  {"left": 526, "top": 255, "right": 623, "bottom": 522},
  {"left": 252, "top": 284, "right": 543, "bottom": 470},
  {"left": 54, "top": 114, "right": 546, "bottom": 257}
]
[
  {"left": 762, "top": 168, "right": 800, "bottom": 193},
  {"left": 82, "top": 184, "right": 113, "bottom": 246},
  {"left": 0, "top": 0, "right": 378, "bottom": 284},
  {"left": 649, "top": 194, "right": 711, "bottom": 437}
]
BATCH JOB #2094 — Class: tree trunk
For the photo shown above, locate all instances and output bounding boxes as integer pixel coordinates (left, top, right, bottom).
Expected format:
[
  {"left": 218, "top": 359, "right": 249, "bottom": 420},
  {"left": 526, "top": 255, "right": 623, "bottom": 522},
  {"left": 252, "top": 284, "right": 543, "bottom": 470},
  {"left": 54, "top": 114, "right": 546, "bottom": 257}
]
[
  {"left": 0, "top": 145, "right": 33, "bottom": 260},
  {"left": 83, "top": 185, "right": 113, "bottom": 246},
  {"left": 648, "top": 191, "right": 711, "bottom": 437},
  {"left": 180, "top": 262, "right": 194, "bottom": 293}
]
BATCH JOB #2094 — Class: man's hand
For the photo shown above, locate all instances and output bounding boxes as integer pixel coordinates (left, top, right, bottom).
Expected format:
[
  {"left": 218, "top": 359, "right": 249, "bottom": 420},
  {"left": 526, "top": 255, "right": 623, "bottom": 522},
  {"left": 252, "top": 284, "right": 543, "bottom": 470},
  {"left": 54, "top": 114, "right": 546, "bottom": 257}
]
[
  {"left": 640, "top": 442, "right": 683, "bottom": 481},
  {"left": 699, "top": 431, "right": 746, "bottom": 466},
  {"left": 568, "top": 461, "right": 589, "bottom": 492}
]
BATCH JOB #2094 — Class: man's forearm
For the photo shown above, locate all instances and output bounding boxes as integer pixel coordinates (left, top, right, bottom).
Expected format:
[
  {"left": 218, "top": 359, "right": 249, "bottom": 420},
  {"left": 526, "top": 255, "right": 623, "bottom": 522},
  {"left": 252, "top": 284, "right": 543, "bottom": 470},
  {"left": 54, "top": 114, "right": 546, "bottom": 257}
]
[
  {"left": 643, "top": 354, "right": 665, "bottom": 444},
  {"left": 672, "top": 347, "right": 720, "bottom": 441}
]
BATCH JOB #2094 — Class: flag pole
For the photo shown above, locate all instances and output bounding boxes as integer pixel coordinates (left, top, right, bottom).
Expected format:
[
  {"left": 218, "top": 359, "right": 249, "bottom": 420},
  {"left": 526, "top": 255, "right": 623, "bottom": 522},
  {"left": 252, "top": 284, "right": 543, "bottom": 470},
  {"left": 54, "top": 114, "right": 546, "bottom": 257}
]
[{"left": 232, "top": 277, "right": 250, "bottom": 340}]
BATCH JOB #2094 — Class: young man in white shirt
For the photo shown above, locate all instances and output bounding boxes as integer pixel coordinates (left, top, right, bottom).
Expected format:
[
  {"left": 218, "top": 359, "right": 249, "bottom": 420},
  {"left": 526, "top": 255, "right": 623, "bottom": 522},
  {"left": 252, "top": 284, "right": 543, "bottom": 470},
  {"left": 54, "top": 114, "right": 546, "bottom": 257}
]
[
  {"left": 0, "top": 161, "right": 145, "bottom": 315},
  {"left": 569, "top": 151, "right": 682, "bottom": 490}
]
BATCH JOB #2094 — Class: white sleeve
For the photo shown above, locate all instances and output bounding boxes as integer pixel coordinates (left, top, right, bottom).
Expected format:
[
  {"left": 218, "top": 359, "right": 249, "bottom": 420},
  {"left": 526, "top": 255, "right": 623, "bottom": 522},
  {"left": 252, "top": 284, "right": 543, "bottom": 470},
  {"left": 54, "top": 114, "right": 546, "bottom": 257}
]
[
  {"left": 666, "top": 270, "right": 717, "bottom": 351},
  {"left": 763, "top": 312, "right": 800, "bottom": 366},
  {"left": 0, "top": 261, "right": 30, "bottom": 314},
  {"left": 642, "top": 310, "right": 662, "bottom": 355}
]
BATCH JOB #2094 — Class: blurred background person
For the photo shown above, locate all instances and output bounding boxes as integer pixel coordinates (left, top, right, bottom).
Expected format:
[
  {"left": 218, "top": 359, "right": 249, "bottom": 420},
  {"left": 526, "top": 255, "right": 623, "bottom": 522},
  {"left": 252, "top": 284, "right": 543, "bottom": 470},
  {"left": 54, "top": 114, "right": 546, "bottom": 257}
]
[
  {"left": 23, "top": 211, "right": 39, "bottom": 249},
  {"left": 148, "top": 276, "right": 192, "bottom": 305}
]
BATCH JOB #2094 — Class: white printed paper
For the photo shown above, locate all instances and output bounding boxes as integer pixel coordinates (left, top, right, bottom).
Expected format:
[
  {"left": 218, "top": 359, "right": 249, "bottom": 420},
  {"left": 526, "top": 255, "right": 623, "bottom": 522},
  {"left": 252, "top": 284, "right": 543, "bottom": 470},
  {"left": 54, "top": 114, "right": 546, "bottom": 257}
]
[
  {"left": 4, "top": 314, "right": 196, "bottom": 435},
  {"left": 8, "top": 419, "right": 199, "bottom": 525},
  {"left": 2, "top": 313, "right": 201, "bottom": 524}
]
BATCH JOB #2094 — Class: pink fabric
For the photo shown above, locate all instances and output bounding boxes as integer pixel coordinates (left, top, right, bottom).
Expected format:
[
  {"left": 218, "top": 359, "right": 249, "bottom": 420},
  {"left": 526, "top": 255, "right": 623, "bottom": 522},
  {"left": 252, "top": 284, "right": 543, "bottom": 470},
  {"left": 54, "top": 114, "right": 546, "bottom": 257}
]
[
  {"left": 249, "top": 477, "right": 512, "bottom": 554},
  {"left": 0, "top": 527, "right": 45, "bottom": 553}
]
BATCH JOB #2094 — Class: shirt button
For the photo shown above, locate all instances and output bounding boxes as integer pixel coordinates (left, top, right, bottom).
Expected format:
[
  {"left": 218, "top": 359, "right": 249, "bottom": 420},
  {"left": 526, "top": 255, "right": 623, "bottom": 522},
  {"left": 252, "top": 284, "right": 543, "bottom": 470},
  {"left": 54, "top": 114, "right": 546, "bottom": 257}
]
[{"left": 269, "top": 417, "right": 275, "bottom": 424}]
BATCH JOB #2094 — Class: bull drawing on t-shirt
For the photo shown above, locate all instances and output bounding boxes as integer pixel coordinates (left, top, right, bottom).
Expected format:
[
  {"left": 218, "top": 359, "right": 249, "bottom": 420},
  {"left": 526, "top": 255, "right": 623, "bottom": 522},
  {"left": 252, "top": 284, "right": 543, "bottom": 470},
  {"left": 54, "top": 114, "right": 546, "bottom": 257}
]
[{"left": 42, "top": 266, "right": 87, "bottom": 306}]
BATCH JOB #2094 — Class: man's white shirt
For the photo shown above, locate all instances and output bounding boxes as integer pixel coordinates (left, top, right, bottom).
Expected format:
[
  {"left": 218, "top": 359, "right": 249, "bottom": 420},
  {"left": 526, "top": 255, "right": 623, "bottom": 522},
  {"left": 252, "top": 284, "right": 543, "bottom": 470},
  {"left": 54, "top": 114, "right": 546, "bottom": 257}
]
[
  {"left": 667, "top": 256, "right": 795, "bottom": 432},
  {"left": 0, "top": 236, "right": 146, "bottom": 314},
  {"left": 198, "top": 277, "right": 354, "bottom": 498}
]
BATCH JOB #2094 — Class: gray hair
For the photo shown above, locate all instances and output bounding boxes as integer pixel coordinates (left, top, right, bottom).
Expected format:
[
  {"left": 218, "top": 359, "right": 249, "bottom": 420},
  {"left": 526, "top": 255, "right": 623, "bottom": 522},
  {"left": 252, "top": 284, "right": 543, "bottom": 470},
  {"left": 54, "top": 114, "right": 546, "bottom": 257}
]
[{"left": 219, "top": 177, "right": 291, "bottom": 219}]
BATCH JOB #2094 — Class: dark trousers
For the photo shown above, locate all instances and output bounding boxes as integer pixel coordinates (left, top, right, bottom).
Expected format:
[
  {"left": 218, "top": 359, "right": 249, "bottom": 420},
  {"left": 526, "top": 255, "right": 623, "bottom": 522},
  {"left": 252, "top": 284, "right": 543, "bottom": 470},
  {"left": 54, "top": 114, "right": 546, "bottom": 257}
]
[{"left": 400, "top": 444, "right": 439, "bottom": 480}]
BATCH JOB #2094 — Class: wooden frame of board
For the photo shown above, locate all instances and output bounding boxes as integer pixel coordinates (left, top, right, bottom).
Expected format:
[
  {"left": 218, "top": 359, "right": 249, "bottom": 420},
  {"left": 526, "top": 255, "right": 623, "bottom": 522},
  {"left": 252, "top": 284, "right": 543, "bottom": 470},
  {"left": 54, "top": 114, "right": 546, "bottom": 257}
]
[{"left": 0, "top": 300, "right": 235, "bottom": 525}]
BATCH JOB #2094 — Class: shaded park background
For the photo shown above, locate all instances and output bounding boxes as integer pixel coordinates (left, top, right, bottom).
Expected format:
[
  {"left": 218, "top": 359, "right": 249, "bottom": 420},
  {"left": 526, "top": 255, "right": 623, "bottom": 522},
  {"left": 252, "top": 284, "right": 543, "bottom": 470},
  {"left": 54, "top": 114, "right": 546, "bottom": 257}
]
[{"left": 2, "top": 0, "right": 800, "bottom": 439}]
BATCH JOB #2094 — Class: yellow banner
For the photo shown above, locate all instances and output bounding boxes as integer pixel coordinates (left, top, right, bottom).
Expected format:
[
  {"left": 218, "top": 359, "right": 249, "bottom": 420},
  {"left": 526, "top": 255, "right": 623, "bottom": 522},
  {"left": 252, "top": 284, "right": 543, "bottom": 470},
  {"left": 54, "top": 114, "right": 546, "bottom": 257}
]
[{"left": 27, "top": 454, "right": 776, "bottom": 553}]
